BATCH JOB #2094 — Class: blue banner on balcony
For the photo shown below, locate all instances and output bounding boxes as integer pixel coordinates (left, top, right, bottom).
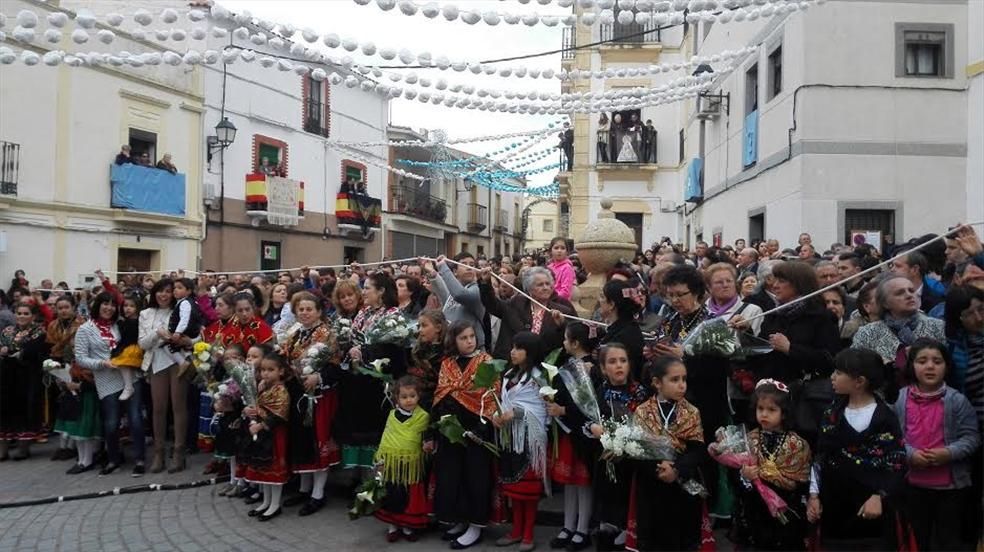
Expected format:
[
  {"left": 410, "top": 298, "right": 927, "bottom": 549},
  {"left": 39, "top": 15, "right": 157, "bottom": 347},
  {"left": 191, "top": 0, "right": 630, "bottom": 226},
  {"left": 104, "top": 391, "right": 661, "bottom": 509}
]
[
  {"left": 684, "top": 157, "right": 703, "bottom": 202},
  {"left": 110, "top": 164, "right": 186, "bottom": 216},
  {"left": 743, "top": 110, "right": 758, "bottom": 167}
]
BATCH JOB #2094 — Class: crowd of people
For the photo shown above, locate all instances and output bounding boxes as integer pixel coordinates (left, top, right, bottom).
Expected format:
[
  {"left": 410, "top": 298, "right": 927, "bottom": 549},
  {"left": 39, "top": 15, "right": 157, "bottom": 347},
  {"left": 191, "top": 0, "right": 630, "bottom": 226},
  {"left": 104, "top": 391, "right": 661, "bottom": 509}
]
[
  {"left": 113, "top": 144, "right": 179, "bottom": 174},
  {"left": 1, "top": 225, "right": 982, "bottom": 551}
]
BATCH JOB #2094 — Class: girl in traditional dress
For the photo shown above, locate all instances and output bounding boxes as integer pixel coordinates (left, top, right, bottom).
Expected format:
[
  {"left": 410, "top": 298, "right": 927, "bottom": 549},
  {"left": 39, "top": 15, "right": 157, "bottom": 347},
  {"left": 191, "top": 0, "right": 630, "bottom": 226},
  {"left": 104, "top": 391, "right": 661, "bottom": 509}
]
[
  {"left": 336, "top": 273, "right": 408, "bottom": 471},
  {"left": 587, "top": 343, "right": 649, "bottom": 551},
  {"left": 243, "top": 351, "right": 292, "bottom": 522},
  {"left": 408, "top": 309, "right": 447, "bottom": 411},
  {"left": 894, "top": 339, "right": 980, "bottom": 551},
  {"left": 627, "top": 357, "right": 706, "bottom": 552},
  {"left": 0, "top": 302, "right": 49, "bottom": 460},
  {"left": 548, "top": 322, "right": 598, "bottom": 551},
  {"left": 432, "top": 320, "right": 499, "bottom": 550},
  {"left": 718, "top": 380, "right": 811, "bottom": 550},
  {"left": 494, "top": 331, "right": 550, "bottom": 552},
  {"left": 284, "top": 292, "right": 342, "bottom": 516},
  {"left": 215, "top": 344, "right": 246, "bottom": 497},
  {"left": 807, "top": 348, "right": 908, "bottom": 551},
  {"left": 374, "top": 376, "right": 432, "bottom": 542},
  {"left": 45, "top": 294, "right": 84, "bottom": 461}
]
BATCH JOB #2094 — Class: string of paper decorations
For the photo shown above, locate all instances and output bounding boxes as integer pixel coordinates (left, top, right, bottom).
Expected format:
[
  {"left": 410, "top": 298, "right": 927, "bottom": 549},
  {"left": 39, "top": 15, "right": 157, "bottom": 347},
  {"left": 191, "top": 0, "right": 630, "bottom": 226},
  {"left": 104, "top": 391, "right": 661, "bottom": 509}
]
[{"left": 348, "top": 0, "right": 824, "bottom": 28}]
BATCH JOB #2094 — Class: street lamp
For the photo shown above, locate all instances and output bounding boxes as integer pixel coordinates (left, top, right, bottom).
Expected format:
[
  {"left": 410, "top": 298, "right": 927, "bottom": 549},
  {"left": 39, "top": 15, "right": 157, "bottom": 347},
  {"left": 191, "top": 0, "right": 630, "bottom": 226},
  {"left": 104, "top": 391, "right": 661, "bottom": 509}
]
[{"left": 207, "top": 117, "right": 237, "bottom": 162}]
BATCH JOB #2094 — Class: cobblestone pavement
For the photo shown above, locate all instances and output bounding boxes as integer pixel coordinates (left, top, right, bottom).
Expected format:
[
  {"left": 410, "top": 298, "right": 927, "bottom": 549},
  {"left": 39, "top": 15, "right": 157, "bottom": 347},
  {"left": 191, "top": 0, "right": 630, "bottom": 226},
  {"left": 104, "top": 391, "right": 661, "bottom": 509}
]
[
  {"left": 0, "top": 441, "right": 733, "bottom": 552},
  {"left": 0, "top": 441, "right": 557, "bottom": 552}
]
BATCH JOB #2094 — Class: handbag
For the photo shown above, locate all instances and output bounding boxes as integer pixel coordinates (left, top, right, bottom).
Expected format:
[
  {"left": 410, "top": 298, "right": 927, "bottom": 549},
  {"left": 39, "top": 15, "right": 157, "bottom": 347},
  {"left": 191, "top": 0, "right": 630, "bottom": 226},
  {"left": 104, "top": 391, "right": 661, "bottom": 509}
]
[
  {"left": 56, "top": 391, "right": 82, "bottom": 422},
  {"left": 793, "top": 376, "right": 834, "bottom": 435}
]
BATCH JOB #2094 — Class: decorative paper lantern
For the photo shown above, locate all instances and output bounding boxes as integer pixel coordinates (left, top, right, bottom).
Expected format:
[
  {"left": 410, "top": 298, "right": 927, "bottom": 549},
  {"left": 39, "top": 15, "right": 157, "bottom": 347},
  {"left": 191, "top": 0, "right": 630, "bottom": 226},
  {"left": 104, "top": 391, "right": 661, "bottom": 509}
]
[
  {"left": 44, "top": 29, "right": 62, "bottom": 43},
  {"left": 16, "top": 9, "right": 38, "bottom": 29},
  {"left": 617, "top": 9, "right": 635, "bottom": 24},
  {"left": 97, "top": 29, "right": 115, "bottom": 44},
  {"left": 483, "top": 12, "right": 501, "bottom": 25},
  {"left": 377, "top": 0, "right": 397, "bottom": 10},
  {"left": 421, "top": 3, "right": 441, "bottom": 18},
  {"left": 522, "top": 13, "right": 540, "bottom": 26},
  {"left": 503, "top": 12, "right": 521, "bottom": 24},
  {"left": 70, "top": 28, "right": 88, "bottom": 44},
  {"left": 361, "top": 42, "right": 377, "bottom": 55},
  {"left": 323, "top": 33, "right": 341, "bottom": 48},
  {"left": 341, "top": 38, "right": 358, "bottom": 51},
  {"left": 47, "top": 12, "right": 69, "bottom": 28},
  {"left": 161, "top": 8, "right": 179, "bottom": 24},
  {"left": 75, "top": 10, "right": 97, "bottom": 29},
  {"left": 172, "top": 29, "right": 187, "bottom": 41},
  {"left": 442, "top": 5, "right": 460, "bottom": 20},
  {"left": 191, "top": 27, "right": 207, "bottom": 40}
]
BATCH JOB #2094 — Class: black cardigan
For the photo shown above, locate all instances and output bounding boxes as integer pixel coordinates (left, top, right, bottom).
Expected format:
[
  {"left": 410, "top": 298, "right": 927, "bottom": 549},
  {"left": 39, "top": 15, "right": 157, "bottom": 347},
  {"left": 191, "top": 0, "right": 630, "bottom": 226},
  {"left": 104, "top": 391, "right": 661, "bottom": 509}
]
[
  {"left": 751, "top": 301, "right": 842, "bottom": 383},
  {"left": 479, "top": 280, "right": 575, "bottom": 359}
]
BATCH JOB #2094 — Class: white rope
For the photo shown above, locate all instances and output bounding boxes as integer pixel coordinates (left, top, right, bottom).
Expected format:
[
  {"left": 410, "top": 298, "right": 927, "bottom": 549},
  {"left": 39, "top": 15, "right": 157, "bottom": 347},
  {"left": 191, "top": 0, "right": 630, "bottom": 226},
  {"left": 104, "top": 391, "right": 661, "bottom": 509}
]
[
  {"left": 742, "top": 221, "right": 984, "bottom": 324},
  {"left": 439, "top": 258, "right": 608, "bottom": 328}
]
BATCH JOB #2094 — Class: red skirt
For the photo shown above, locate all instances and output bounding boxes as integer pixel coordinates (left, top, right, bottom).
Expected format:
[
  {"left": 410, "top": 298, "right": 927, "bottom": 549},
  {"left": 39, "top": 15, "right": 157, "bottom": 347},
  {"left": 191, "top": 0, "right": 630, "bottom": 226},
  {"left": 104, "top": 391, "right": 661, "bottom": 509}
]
[
  {"left": 292, "top": 389, "right": 341, "bottom": 472},
  {"left": 374, "top": 482, "right": 433, "bottom": 529},
  {"left": 244, "top": 426, "right": 290, "bottom": 485},
  {"left": 502, "top": 467, "right": 544, "bottom": 502},
  {"left": 550, "top": 433, "right": 591, "bottom": 487}
]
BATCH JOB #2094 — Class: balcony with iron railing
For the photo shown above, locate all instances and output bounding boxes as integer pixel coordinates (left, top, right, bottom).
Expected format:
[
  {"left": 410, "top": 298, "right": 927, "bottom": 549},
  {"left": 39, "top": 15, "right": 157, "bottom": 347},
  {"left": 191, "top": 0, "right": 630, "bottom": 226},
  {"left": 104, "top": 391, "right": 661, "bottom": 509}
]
[
  {"left": 391, "top": 183, "right": 448, "bottom": 224},
  {"left": 0, "top": 141, "right": 19, "bottom": 196},
  {"left": 494, "top": 208, "right": 509, "bottom": 232},
  {"left": 561, "top": 27, "right": 576, "bottom": 61},
  {"left": 303, "top": 99, "right": 330, "bottom": 137},
  {"left": 337, "top": 180, "right": 381, "bottom": 236},
  {"left": 467, "top": 203, "right": 488, "bottom": 232},
  {"left": 596, "top": 127, "right": 658, "bottom": 170},
  {"left": 600, "top": 17, "right": 661, "bottom": 45}
]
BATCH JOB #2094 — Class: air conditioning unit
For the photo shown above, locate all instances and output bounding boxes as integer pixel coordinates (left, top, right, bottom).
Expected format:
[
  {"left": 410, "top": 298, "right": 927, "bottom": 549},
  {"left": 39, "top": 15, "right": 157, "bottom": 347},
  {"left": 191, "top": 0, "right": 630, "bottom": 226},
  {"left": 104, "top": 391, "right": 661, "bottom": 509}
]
[
  {"left": 660, "top": 201, "right": 677, "bottom": 213},
  {"left": 696, "top": 96, "right": 721, "bottom": 120},
  {"left": 203, "top": 182, "right": 219, "bottom": 209}
]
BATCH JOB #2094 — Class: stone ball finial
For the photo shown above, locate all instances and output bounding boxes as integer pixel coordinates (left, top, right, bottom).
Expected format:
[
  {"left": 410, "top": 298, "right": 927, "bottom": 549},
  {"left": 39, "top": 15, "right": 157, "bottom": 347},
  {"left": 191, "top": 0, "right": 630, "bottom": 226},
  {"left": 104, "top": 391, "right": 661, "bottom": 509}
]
[{"left": 599, "top": 198, "right": 614, "bottom": 219}]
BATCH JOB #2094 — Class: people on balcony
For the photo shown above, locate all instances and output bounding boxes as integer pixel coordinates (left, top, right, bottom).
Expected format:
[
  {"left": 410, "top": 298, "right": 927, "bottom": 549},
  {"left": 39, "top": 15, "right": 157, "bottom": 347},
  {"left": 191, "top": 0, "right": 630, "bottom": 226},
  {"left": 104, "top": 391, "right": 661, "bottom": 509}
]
[
  {"left": 596, "top": 114, "right": 610, "bottom": 163},
  {"left": 155, "top": 153, "right": 178, "bottom": 175},
  {"left": 559, "top": 122, "right": 574, "bottom": 172},
  {"left": 258, "top": 156, "right": 285, "bottom": 178},
  {"left": 114, "top": 145, "right": 133, "bottom": 166},
  {"left": 138, "top": 153, "right": 151, "bottom": 167},
  {"left": 642, "top": 119, "right": 656, "bottom": 163}
]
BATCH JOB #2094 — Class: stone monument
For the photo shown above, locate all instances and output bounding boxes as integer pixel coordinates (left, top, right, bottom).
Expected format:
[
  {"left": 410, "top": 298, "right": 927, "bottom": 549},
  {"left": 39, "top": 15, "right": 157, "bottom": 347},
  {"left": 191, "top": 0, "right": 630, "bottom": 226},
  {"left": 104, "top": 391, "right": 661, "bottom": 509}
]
[{"left": 571, "top": 199, "right": 638, "bottom": 318}]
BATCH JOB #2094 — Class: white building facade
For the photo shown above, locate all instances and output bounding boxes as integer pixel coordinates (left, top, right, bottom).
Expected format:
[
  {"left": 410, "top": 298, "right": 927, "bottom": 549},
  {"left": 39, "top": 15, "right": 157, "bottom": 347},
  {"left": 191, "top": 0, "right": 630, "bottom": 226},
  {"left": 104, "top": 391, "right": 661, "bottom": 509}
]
[
  {"left": 0, "top": 0, "right": 205, "bottom": 285},
  {"left": 684, "top": 0, "right": 969, "bottom": 251}
]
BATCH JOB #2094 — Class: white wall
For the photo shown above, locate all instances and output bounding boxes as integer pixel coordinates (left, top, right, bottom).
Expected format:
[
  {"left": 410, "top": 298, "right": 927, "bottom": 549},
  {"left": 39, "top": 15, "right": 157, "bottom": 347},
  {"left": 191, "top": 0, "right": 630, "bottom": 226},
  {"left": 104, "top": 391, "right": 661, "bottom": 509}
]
[{"left": 688, "top": 1, "right": 968, "bottom": 248}]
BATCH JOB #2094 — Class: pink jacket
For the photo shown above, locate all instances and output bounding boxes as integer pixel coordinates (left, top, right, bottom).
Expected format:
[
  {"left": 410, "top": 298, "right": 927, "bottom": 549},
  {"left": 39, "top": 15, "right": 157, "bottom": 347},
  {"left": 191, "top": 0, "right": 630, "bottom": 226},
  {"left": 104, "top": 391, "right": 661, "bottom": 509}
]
[{"left": 548, "top": 258, "right": 576, "bottom": 301}]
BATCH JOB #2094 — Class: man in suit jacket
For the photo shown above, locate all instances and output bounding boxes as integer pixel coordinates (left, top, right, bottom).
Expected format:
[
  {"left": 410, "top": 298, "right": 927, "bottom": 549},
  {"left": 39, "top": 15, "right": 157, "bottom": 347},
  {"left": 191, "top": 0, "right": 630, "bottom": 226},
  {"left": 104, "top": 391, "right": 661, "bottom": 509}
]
[{"left": 891, "top": 250, "right": 944, "bottom": 312}]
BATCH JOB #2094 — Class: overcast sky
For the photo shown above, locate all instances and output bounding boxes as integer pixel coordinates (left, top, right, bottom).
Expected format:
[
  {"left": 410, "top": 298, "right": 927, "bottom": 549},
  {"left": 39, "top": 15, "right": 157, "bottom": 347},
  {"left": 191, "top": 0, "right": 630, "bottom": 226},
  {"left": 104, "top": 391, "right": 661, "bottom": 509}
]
[{"left": 222, "top": 0, "right": 568, "bottom": 185}]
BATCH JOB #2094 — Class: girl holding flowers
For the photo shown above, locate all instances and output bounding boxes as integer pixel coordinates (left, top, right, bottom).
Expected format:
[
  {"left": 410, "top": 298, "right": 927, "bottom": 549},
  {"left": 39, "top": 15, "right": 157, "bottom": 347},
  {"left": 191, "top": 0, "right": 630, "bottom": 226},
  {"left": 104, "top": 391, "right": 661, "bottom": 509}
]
[
  {"left": 547, "top": 322, "right": 599, "bottom": 551},
  {"left": 494, "top": 331, "right": 550, "bottom": 552},
  {"left": 627, "top": 357, "right": 706, "bottom": 551},
  {"left": 432, "top": 320, "right": 498, "bottom": 550},
  {"left": 713, "top": 380, "right": 811, "bottom": 550},
  {"left": 242, "top": 351, "right": 292, "bottom": 522},
  {"left": 587, "top": 343, "right": 649, "bottom": 550}
]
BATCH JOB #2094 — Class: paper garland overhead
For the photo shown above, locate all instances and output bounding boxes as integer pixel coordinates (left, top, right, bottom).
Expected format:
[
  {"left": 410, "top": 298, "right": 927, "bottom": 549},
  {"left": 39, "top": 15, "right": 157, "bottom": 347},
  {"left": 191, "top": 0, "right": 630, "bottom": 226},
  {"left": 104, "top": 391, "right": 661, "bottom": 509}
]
[{"left": 348, "top": 0, "right": 824, "bottom": 28}]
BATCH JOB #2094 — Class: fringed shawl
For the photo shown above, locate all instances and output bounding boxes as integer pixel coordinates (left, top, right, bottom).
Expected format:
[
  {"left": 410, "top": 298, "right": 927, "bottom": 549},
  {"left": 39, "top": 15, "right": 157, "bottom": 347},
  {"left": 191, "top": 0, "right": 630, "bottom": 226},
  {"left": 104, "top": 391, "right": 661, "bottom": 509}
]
[
  {"left": 500, "top": 367, "right": 550, "bottom": 489},
  {"left": 375, "top": 407, "right": 430, "bottom": 486},
  {"left": 634, "top": 397, "right": 704, "bottom": 452},
  {"left": 747, "top": 429, "right": 811, "bottom": 491},
  {"left": 257, "top": 383, "right": 290, "bottom": 422},
  {"left": 433, "top": 353, "right": 499, "bottom": 418}
]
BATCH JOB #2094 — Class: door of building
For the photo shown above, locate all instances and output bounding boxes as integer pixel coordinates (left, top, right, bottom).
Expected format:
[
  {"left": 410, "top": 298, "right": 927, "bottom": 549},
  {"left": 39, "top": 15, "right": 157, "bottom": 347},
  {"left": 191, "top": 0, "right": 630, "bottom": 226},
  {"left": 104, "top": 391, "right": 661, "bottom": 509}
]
[
  {"left": 117, "top": 248, "right": 155, "bottom": 274},
  {"left": 844, "top": 209, "right": 895, "bottom": 253},
  {"left": 614, "top": 212, "right": 644, "bottom": 250}
]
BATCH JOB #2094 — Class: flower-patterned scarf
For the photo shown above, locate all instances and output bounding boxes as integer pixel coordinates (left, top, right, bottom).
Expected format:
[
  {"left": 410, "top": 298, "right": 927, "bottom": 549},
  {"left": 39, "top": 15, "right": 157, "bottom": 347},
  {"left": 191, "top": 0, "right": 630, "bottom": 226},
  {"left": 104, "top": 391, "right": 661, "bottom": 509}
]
[{"left": 633, "top": 397, "right": 704, "bottom": 452}]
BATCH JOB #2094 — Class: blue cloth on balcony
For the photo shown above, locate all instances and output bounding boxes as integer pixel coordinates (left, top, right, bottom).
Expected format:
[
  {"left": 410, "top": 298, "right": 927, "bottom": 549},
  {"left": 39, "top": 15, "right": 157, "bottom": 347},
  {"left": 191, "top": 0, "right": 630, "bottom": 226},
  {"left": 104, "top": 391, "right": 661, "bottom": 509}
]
[
  {"left": 684, "top": 157, "right": 703, "bottom": 202},
  {"left": 110, "top": 163, "right": 186, "bottom": 216},
  {"left": 743, "top": 110, "right": 758, "bottom": 167}
]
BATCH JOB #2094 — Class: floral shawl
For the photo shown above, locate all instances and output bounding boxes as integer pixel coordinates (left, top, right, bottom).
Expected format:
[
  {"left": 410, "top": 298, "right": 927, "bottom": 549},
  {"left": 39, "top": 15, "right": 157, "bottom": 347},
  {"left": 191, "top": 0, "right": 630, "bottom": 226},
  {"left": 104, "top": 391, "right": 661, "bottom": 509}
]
[
  {"left": 633, "top": 397, "right": 704, "bottom": 452},
  {"left": 257, "top": 382, "right": 290, "bottom": 424},
  {"left": 352, "top": 305, "right": 400, "bottom": 335},
  {"left": 284, "top": 321, "right": 337, "bottom": 373},
  {"left": 747, "top": 429, "right": 811, "bottom": 491},
  {"left": 434, "top": 353, "right": 499, "bottom": 417},
  {"left": 0, "top": 323, "right": 45, "bottom": 353}
]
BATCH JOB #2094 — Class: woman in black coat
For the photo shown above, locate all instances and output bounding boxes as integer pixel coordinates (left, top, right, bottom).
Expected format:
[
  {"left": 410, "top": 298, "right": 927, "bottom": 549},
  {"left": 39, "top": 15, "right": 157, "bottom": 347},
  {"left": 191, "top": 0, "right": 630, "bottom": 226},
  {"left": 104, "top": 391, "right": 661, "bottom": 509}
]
[
  {"left": 735, "top": 261, "right": 841, "bottom": 442},
  {"left": 597, "top": 279, "right": 645, "bottom": 381},
  {"left": 479, "top": 266, "right": 576, "bottom": 360}
]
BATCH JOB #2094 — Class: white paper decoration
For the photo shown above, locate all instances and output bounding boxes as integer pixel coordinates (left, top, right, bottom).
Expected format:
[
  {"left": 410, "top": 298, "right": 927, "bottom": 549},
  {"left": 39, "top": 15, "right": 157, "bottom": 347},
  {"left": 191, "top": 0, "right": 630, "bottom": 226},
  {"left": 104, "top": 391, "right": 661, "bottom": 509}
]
[
  {"left": 259, "top": 56, "right": 276, "bottom": 68},
  {"left": 17, "top": 9, "right": 39, "bottom": 28},
  {"left": 250, "top": 33, "right": 267, "bottom": 45},
  {"left": 353, "top": 0, "right": 372, "bottom": 4},
  {"left": 329, "top": 72, "right": 343, "bottom": 84},
  {"left": 482, "top": 12, "right": 501, "bottom": 25},
  {"left": 504, "top": 13, "right": 520, "bottom": 24},
  {"left": 233, "top": 27, "right": 250, "bottom": 39},
  {"left": 75, "top": 10, "right": 97, "bottom": 29},
  {"left": 44, "top": 12, "right": 66, "bottom": 29},
  {"left": 379, "top": 47, "right": 397, "bottom": 60},
  {"left": 221, "top": 49, "right": 239, "bottom": 63},
  {"left": 311, "top": 68, "right": 327, "bottom": 81},
  {"left": 105, "top": 13, "right": 124, "bottom": 27},
  {"left": 203, "top": 50, "right": 220, "bottom": 64},
  {"left": 191, "top": 27, "right": 207, "bottom": 40},
  {"left": 233, "top": 10, "right": 253, "bottom": 26},
  {"left": 155, "top": 29, "right": 170, "bottom": 41},
  {"left": 172, "top": 29, "right": 187, "bottom": 41},
  {"left": 344, "top": 75, "right": 359, "bottom": 87},
  {"left": 163, "top": 51, "right": 182, "bottom": 65},
  {"left": 301, "top": 28, "right": 319, "bottom": 43},
  {"left": 188, "top": 10, "right": 207, "bottom": 22},
  {"left": 398, "top": 1, "right": 418, "bottom": 15},
  {"left": 240, "top": 49, "right": 256, "bottom": 62},
  {"left": 13, "top": 26, "right": 35, "bottom": 42},
  {"left": 421, "top": 3, "right": 441, "bottom": 17},
  {"left": 0, "top": 50, "right": 15, "bottom": 65},
  {"left": 183, "top": 50, "right": 202, "bottom": 65},
  {"left": 71, "top": 28, "right": 90, "bottom": 44},
  {"left": 97, "top": 29, "right": 115, "bottom": 44},
  {"left": 212, "top": 27, "right": 229, "bottom": 38},
  {"left": 43, "top": 51, "right": 63, "bottom": 66},
  {"left": 442, "top": 5, "right": 460, "bottom": 21},
  {"left": 65, "top": 55, "right": 83, "bottom": 67},
  {"left": 269, "top": 37, "right": 285, "bottom": 50},
  {"left": 210, "top": 5, "right": 232, "bottom": 21},
  {"left": 277, "top": 59, "right": 293, "bottom": 71},
  {"left": 542, "top": 15, "right": 559, "bottom": 26},
  {"left": 44, "top": 29, "right": 62, "bottom": 43},
  {"left": 323, "top": 33, "right": 341, "bottom": 48},
  {"left": 376, "top": 0, "right": 397, "bottom": 10},
  {"left": 461, "top": 11, "right": 481, "bottom": 24},
  {"left": 342, "top": 38, "right": 358, "bottom": 51},
  {"left": 361, "top": 42, "right": 377, "bottom": 55},
  {"left": 522, "top": 13, "right": 540, "bottom": 26},
  {"left": 161, "top": 8, "right": 179, "bottom": 24}
]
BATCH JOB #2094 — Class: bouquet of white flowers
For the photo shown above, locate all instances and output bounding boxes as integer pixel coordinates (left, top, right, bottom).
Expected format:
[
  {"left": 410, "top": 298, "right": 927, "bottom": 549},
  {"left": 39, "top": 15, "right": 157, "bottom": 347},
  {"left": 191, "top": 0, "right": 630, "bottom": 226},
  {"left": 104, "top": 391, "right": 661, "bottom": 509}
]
[
  {"left": 348, "top": 465, "right": 387, "bottom": 519},
  {"left": 599, "top": 415, "right": 676, "bottom": 482},
  {"left": 42, "top": 358, "right": 75, "bottom": 393},
  {"left": 226, "top": 360, "right": 259, "bottom": 440},
  {"left": 363, "top": 312, "right": 415, "bottom": 348}
]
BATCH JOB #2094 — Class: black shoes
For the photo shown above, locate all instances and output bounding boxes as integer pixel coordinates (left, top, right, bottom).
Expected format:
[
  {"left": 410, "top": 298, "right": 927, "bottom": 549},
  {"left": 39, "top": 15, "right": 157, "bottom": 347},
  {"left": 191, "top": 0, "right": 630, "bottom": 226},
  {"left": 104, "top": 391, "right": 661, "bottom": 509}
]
[
  {"left": 66, "top": 463, "right": 94, "bottom": 475},
  {"left": 257, "top": 507, "right": 282, "bottom": 522},
  {"left": 283, "top": 492, "right": 310, "bottom": 508},
  {"left": 298, "top": 498, "right": 325, "bottom": 516}
]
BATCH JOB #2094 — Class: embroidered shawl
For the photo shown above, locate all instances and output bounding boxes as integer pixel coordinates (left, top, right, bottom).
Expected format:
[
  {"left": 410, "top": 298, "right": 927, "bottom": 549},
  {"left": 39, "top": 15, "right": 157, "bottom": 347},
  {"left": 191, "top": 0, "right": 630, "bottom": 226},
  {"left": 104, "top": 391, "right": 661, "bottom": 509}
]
[
  {"left": 633, "top": 397, "right": 704, "bottom": 452},
  {"left": 433, "top": 353, "right": 499, "bottom": 418},
  {"left": 219, "top": 316, "right": 275, "bottom": 349},
  {"left": 46, "top": 316, "right": 83, "bottom": 361},
  {"left": 257, "top": 382, "right": 290, "bottom": 423},
  {"left": 375, "top": 407, "right": 430, "bottom": 485},
  {"left": 284, "top": 321, "right": 337, "bottom": 373},
  {"left": 747, "top": 429, "right": 811, "bottom": 490},
  {"left": 0, "top": 323, "right": 45, "bottom": 353}
]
